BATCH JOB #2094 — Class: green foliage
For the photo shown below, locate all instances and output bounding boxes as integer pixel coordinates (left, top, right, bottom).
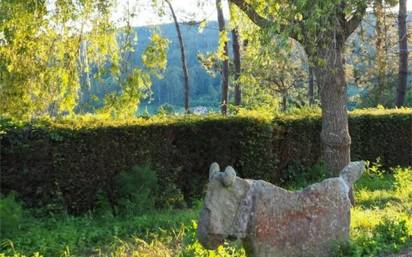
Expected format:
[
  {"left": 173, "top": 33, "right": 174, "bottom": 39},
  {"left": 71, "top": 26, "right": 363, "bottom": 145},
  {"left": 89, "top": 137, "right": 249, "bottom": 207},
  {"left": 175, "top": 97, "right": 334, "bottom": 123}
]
[
  {"left": 156, "top": 182, "right": 187, "bottom": 210},
  {"left": 0, "top": 208, "right": 198, "bottom": 256},
  {"left": 333, "top": 166, "right": 412, "bottom": 257},
  {"left": 114, "top": 166, "right": 158, "bottom": 216},
  {"left": 345, "top": 9, "right": 405, "bottom": 109},
  {"left": 0, "top": 193, "right": 23, "bottom": 237},
  {"left": 178, "top": 221, "right": 246, "bottom": 257},
  {"left": 142, "top": 33, "right": 169, "bottom": 72},
  {"left": 281, "top": 105, "right": 321, "bottom": 117},
  {"left": 0, "top": 0, "right": 169, "bottom": 119},
  {"left": 393, "top": 166, "right": 412, "bottom": 198},
  {"left": 333, "top": 218, "right": 410, "bottom": 257},
  {"left": 240, "top": 35, "right": 308, "bottom": 111},
  {"left": 157, "top": 104, "right": 175, "bottom": 115},
  {"left": 1, "top": 113, "right": 275, "bottom": 213},
  {"left": 281, "top": 162, "right": 327, "bottom": 190},
  {"left": 373, "top": 218, "right": 409, "bottom": 253},
  {"left": 1, "top": 108, "right": 411, "bottom": 213},
  {"left": 364, "top": 158, "right": 385, "bottom": 178}
]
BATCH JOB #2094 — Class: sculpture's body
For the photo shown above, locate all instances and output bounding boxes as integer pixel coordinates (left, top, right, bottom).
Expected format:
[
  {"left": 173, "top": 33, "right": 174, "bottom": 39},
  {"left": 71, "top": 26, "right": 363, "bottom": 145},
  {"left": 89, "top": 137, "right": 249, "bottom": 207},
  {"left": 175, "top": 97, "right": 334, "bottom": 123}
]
[{"left": 198, "top": 162, "right": 365, "bottom": 257}]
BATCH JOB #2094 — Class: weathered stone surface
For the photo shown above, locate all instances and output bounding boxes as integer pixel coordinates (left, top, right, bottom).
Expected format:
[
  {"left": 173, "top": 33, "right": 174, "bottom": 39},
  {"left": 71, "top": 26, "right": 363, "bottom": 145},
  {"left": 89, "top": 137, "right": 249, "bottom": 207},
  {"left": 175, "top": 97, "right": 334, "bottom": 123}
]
[{"left": 198, "top": 161, "right": 365, "bottom": 257}]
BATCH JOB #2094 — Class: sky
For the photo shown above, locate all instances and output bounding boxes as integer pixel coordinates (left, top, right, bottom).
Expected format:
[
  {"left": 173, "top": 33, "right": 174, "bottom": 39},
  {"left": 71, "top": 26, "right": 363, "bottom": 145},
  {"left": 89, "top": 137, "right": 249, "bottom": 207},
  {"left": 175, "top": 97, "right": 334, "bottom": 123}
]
[
  {"left": 114, "top": 0, "right": 412, "bottom": 27},
  {"left": 113, "top": 0, "right": 226, "bottom": 26}
]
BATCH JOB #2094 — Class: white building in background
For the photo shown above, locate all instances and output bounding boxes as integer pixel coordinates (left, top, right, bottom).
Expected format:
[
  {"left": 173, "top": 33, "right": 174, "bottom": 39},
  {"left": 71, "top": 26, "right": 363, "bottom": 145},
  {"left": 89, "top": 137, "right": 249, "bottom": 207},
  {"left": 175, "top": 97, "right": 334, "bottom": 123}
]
[{"left": 193, "top": 106, "right": 208, "bottom": 115}]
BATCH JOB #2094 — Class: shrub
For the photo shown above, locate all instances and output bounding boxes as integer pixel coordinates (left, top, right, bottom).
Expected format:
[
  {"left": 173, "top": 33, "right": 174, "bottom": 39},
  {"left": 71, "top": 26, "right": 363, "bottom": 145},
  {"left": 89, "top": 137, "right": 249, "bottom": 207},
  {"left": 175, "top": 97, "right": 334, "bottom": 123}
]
[
  {"left": 157, "top": 104, "right": 175, "bottom": 115},
  {"left": 279, "top": 161, "right": 327, "bottom": 190},
  {"left": 393, "top": 166, "right": 412, "bottom": 199},
  {"left": 0, "top": 193, "right": 23, "bottom": 237},
  {"left": 332, "top": 218, "right": 410, "bottom": 257},
  {"left": 114, "top": 165, "right": 158, "bottom": 216},
  {"left": 373, "top": 218, "right": 409, "bottom": 253}
]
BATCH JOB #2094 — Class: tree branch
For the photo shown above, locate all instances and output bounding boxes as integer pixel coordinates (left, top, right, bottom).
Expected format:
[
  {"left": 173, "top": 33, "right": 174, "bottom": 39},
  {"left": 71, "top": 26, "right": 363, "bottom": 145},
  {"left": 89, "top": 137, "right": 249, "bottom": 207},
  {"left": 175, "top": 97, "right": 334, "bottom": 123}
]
[
  {"left": 344, "top": 3, "right": 367, "bottom": 39},
  {"left": 231, "top": 0, "right": 302, "bottom": 41},
  {"left": 230, "top": 0, "right": 273, "bottom": 28}
]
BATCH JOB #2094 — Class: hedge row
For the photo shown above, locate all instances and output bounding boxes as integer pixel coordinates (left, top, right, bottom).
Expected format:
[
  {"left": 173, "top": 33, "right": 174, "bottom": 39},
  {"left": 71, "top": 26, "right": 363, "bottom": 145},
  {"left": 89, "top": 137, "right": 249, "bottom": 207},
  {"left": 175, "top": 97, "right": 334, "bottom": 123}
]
[
  {"left": 273, "top": 109, "right": 412, "bottom": 177},
  {"left": 1, "top": 109, "right": 411, "bottom": 213}
]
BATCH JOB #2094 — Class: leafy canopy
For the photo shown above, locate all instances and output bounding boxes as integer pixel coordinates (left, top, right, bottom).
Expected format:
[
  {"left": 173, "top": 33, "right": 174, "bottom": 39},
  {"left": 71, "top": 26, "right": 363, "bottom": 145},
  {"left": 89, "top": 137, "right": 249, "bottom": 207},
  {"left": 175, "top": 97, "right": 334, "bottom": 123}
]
[{"left": 0, "top": 0, "right": 169, "bottom": 119}]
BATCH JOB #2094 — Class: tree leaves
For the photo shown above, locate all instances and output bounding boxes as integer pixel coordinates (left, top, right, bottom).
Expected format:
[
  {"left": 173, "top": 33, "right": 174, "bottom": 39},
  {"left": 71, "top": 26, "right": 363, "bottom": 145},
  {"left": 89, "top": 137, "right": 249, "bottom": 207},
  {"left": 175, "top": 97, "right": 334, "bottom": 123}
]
[{"left": 0, "top": 0, "right": 169, "bottom": 119}]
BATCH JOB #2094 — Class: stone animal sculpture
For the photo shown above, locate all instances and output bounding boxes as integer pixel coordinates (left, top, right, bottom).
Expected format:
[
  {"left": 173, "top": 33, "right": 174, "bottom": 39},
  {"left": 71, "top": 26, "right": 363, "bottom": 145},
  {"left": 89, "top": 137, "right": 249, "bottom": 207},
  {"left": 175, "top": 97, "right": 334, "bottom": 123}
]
[{"left": 198, "top": 161, "right": 365, "bottom": 257}]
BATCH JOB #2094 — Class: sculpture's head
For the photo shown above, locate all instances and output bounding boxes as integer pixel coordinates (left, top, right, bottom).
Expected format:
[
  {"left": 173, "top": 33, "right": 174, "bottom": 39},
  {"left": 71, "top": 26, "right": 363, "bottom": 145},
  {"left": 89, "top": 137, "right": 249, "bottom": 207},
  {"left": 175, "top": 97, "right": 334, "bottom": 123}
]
[{"left": 197, "top": 163, "right": 251, "bottom": 250}]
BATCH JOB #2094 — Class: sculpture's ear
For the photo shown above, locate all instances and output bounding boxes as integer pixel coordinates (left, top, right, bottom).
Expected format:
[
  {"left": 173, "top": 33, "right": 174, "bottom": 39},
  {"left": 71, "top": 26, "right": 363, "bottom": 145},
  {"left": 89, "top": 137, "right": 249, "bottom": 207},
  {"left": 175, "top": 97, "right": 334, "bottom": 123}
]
[
  {"left": 209, "top": 162, "right": 220, "bottom": 180},
  {"left": 222, "top": 166, "right": 236, "bottom": 187}
]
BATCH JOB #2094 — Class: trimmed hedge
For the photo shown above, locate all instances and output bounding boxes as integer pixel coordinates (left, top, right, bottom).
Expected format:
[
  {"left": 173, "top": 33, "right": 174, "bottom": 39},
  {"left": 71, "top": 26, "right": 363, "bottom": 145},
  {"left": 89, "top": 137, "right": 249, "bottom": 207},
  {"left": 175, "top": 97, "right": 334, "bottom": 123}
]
[
  {"left": 1, "top": 109, "right": 411, "bottom": 213},
  {"left": 1, "top": 115, "right": 275, "bottom": 213}
]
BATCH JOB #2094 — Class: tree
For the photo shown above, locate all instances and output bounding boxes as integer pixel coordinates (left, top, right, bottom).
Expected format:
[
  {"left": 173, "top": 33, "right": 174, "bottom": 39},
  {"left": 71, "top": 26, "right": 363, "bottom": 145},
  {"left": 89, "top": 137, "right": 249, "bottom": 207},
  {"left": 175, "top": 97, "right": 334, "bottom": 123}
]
[
  {"left": 241, "top": 36, "right": 307, "bottom": 111},
  {"left": 371, "top": 0, "right": 398, "bottom": 106},
  {"left": 373, "top": 0, "right": 387, "bottom": 104},
  {"left": 232, "top": 28, "right": 242, "bottom": 106},
  {"left": 229, "top": 2, "right": 242, "bottom": 106},
  {"left": 216, "top": 0, "right": 230, "bottom": 115},
  {"left": 343, "top": 2, "right": 400, "bottom": 108},
  {"left": 396, "top": 0, "right": 408, "bottom": 107},
  {"left": 231, "top": 0, "right": 368, "bottom": 175},
  {"left": 165, "top": 0, "right": 190, "bottom": 113},
  {"left": 0, "top": 0, "right": 169, "bottom": 119},
  {"left": 308, "top": 66, "right": 316, "bottom": 105}
]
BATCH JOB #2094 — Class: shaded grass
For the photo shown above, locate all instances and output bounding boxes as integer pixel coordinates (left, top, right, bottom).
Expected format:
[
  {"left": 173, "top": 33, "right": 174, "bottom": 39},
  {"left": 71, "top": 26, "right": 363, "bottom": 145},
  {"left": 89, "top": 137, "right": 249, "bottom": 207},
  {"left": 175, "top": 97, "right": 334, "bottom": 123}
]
[{"left": 1, "top": 209, "right": 199, "bottom": 256}]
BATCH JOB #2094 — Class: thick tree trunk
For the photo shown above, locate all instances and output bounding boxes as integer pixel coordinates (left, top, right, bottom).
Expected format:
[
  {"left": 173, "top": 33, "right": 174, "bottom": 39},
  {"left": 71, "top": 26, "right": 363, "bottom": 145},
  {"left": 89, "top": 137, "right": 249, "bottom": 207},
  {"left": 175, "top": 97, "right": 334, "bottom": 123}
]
[
  {"left": 232, "top": 28, "right": 242, "bottom": 106},
  {"left": 166, "top": 0, "right": 190, "bottom": 113},
  {"left": 311, "top": 46, "right": 351, "bottom": 176},
  {"left": 216, "top": 0, "right": 229, "bottom": 115},
  {"left": 396, "top": 0, "right": 408, "bottom": 107}
]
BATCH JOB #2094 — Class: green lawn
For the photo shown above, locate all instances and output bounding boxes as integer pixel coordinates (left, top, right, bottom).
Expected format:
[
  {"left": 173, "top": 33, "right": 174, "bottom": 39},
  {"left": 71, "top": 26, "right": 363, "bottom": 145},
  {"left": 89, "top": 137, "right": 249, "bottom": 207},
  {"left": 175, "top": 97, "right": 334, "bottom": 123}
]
[{"left": 1, "top": 166, "right": 411, "bottom": 257}]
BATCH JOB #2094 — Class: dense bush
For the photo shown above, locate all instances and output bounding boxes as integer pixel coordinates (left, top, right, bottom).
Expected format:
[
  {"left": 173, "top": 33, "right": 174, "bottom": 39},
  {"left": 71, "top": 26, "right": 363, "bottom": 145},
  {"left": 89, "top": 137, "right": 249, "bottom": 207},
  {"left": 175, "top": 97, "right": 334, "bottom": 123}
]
[
  {"left": 112, "top": 165, "right": 158, "bottom": 215},
  {"left": 1, "top": 108, "right": 411, "bottom": 213}
]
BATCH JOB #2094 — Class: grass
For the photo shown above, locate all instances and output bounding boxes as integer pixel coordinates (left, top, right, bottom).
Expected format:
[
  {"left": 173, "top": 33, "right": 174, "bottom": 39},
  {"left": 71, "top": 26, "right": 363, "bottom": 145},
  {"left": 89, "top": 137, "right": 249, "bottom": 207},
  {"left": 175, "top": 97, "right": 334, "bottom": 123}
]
[
  {"left": 344, "top": 166, "right": 412, "bottom": 257},
  {"left": 1, "top": 166, "right": 411, "bottom": 257}
]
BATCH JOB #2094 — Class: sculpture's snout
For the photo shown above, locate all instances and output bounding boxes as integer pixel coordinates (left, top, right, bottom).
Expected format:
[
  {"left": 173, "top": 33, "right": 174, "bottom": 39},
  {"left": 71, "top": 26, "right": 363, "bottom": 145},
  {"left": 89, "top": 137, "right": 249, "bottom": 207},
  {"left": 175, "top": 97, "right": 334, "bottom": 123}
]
[{"left": 197, "top": 208, "right": 225, "bottom": 249}]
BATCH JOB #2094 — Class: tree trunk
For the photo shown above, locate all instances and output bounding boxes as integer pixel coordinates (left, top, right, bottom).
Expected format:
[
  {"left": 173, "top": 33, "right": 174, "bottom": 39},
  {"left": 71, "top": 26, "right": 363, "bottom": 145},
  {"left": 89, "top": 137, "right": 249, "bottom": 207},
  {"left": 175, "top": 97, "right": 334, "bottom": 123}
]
[
  {"left": 308, "top": 65, "right": 315, "bottom": 105},
  {"left": 232, "top": 28, "right": 242, "bottom": 106},
  {"left": 282, "top": 94, "right": 287, "bottom": 111},
  {"left": 166, "top": 0, "right": 190, "bottom": 113},
  {"left": 396, "top": 0, "right": 408, "bottom": 107},
  {"left": 216, "top": 0, "right": 229, "bottom": 115},
  {"left": 311, "top": 46, "right": 351, "bottom": 176},
  {"left": 374, "top": 0, "right": 386, "bottom": 105}
]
